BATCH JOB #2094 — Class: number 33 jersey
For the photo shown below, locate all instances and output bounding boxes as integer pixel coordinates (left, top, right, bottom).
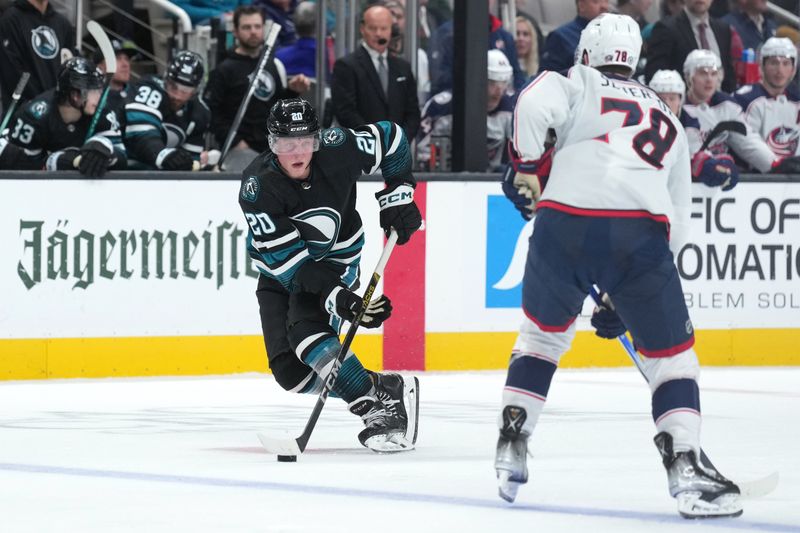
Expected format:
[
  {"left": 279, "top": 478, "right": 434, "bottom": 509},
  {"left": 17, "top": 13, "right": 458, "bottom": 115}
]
[{"left": 513, "top": 65, "right": 692, "bottom": 254}]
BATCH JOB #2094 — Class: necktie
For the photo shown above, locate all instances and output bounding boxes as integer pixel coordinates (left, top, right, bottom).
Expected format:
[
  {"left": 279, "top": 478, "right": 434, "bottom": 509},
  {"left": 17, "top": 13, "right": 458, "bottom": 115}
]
[
  {"left": 378, "top": 55, "right": 389, "bottom": 96},
  {"left": 698, "top": 22, "right": 710, "bottom": 50}
]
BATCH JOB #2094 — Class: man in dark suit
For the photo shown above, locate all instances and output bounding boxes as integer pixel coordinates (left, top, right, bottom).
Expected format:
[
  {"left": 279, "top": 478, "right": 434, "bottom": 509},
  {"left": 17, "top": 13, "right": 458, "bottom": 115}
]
[
  {"left": 331, "top": 4, "right": 420, "bottom": 140},
  {"left": 645, "top": 0, "right": 737, "bottom": 93}
]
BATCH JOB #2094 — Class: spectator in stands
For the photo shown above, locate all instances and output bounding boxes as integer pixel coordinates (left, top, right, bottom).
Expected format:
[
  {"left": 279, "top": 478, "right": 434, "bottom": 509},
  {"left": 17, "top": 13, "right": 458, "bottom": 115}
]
[
  {"left": 93, "top": 39, "right": 139, "bottom": 122},
  {"left": 416, "top": 50, "right": 514, "bottom": 172},
  {"left": 538, "top": 0, "right": 609, "bottom": 74},
  {"left": 275, "top": 1, "right": 318, "bottom": 78},
  {"left": 331, "top": 4, "right": 420, "bottom": 139},
  {"left": 616, "top": 0, "right": 653, "bottom": 29},
  {"left": 124, "top": 51, "right": 211, "bottom": 170},
  {"left": 418, "top": 0, "right": 451, "bottom": 51},
  {"left": 205, "top": 5, "right": 309, "bottom": 171},
  {"left": 384, "top": 0, "right": 431, "bottom": 104},
  {"left": 642, "top": 0, "right": 684, "bottom": 42},
  {"left": 680, "top": 49, "right": 800, "bottom": 175},
  {"left": 428, "top": 8, "right": 525, "bottom": 94},
  {"left": 645, "top": 0, "right": 737, "bottom": 92},
  {"left": 734, "top": 37, "right": 799, "bottom": 158},
  {"left": 0, "top": 0, "right": 75, "bottom": 111},
  {"left": 171, "top": 0, "right": 252, "bottom": 26},
  {"left": 722, "top": 0, "right": 777, "bottom": 52},
  {"left": 515, "top": 15, "right": 541, "bottom": 79},
  {"left": 252, "top": 0, "right": 297, "bottom": 47},
  {"left": 2, "top": 57, "right": 126, "bottom": 176}
]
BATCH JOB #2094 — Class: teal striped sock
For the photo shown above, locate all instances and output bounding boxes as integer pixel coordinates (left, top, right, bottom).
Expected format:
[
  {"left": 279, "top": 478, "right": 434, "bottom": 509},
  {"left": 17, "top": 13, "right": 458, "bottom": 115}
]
[{"left": 303, "top": 338, "right": 373, "bottom": 403}]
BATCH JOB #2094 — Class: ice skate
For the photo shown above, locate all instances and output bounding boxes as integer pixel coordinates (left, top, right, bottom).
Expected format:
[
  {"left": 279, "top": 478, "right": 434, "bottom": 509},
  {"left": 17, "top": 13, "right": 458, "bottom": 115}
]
[
  {"left": 372, "top": 372, "right": 420, "bottom": 449},
  {"left": 495, "top": 405, "right": 529, "bottom": 503},
  {"left": 654, "top": 432, "right": 743, "bottom": 519}
]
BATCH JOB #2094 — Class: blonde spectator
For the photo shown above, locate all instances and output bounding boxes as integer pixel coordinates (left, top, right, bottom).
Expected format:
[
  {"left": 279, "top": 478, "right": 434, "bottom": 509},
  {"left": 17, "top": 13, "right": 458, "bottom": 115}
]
[{"left": 515, "top": 16, "right": 539, "bottom": 78}]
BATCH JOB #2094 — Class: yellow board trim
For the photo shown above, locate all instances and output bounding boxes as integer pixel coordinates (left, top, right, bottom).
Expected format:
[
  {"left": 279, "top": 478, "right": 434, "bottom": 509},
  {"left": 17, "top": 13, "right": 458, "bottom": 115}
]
[
  {"left": 1, "top": 329, "right": 797, "bottom": 380},
  {"left": 0, "top": 335, "right": 383, "bottom": 380}
]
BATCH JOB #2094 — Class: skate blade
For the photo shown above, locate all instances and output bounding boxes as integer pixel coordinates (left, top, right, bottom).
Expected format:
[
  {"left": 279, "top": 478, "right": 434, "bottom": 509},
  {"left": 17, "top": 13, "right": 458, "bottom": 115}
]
[
  {"left": 403, "top": 376, "right": 420, "bottom": 445},
  {"left": 364, "top": 431, "right": 414, "bottom": 453},
  {"left": 497, "top": 470, "right": 520, "bottom": 503},
  {"left": 676, "top": 491, "right": 743, "bottom": 519}
]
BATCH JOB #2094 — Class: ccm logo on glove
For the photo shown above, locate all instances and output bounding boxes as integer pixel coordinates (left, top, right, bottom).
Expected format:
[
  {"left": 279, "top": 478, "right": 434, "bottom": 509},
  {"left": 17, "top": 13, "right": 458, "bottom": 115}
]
[{"left": 377, "top": 184, "right": 414, "bottom": 208}]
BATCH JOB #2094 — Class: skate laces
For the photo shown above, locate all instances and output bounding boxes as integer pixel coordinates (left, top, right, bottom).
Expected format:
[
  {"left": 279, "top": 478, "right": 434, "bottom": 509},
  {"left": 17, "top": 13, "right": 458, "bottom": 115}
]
[{"left": 361, "top": 403, "right": 389, "bottom": 426}]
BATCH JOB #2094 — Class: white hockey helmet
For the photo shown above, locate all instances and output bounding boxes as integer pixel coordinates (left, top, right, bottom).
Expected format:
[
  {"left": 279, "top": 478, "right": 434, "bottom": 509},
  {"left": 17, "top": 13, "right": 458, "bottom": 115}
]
[
  {"left": 649, "top": 69, "right": 686, "bottom": 100},
  {"left": 575, "top": 13, "right": 642, "bottom": 76},
  {"left": 758, "top": 37, "right": 797, "bottom": 67},
  {"left": 488, "top": 49, "right": 513, "bottom": 82},
  {"left": 683, "top": 49, "right": 723, "bottom": 86}
]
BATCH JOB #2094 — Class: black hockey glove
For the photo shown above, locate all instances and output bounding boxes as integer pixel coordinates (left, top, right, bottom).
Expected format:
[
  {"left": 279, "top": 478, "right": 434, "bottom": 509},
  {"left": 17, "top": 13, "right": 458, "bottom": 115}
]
[
  {"left": 79, "top": 136, "right": 115, "bottom": 177},
  {"left": 324, "top": 285, "right": 363, "bottom": 322},
  {"left": 45, "top": 148, "right": 81, "bottom": 171},
  {"left": 157, "top": 148, "right": 194, "bottom": 171},
  {"left": 375, "top": 182, "right": 422, "bottom": 245},
  {"left": 590, "top": 293, "right": 627, "bottom": 339},
  {"left": 501, "top": 164, "right": 535, "bottom": 220},
  {"left": 770, "top": 156, "right": 800, "bottom": 174},
  {"left": 360, "top": 294, "right": 392, "bottom": 328}
]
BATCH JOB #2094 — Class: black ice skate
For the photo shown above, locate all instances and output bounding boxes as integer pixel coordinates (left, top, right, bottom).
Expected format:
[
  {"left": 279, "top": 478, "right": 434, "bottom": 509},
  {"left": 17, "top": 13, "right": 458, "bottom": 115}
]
[
  {"left": 495, "top": 405, "right": 529, "bottom": 503},
  {"left": 372, "top": 372, "right": 420, "bottom": 449},
  {"left": 654, "top": 432, "right": 743, "bottom": 519},
  {"left": 348, "top": 395, "right": 405, "bottom": 453}
]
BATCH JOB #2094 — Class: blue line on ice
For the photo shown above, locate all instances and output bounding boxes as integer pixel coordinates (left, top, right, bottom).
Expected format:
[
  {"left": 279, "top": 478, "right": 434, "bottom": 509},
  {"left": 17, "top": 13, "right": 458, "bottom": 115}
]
[{"left": 0, "top": 462, "right": 795, "bottom": 532}]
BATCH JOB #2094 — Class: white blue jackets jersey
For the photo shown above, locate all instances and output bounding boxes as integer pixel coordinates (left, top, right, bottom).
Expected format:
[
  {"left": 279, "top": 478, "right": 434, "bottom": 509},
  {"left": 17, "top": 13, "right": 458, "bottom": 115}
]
[
  {"left": 734, "top": 83, "right": 800, "bottom": 158},
  {"left": 239, "top": 121, "right": 413, "bottom": 291},
  {"left": 124, "top": 76, "right": 211, "bottom": 166},
  {"left": 416, "top": 90, "right": 513, "bottom": 170},
  {"left": 1, "top": 88, "right": 125, "bottom": 170},
  {"left": 513, "top": 65, "right": 691, "bottom": 254},
  {"left": 682, "top": 91, "right": 777, "bottom": 172}
]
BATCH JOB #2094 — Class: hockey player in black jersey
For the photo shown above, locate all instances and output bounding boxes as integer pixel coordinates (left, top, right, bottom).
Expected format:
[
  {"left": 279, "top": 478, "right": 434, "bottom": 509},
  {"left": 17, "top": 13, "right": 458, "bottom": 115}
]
[
  {"left": 124, "top": 50, "right": 212, "bottom": 170},
  {"left": 239, "top": 98, "right": 422, "bottom": 452},
  {"left": 2, "top": 56, "right": 126, "bottom": 176}
]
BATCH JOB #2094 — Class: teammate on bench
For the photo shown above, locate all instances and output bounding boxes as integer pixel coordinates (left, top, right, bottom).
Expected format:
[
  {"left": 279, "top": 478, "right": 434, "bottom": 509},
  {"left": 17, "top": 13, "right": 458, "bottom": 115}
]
[
  {"left": 238, "top": 98, "right": 421, "bottom": 452},
  {"left": 498, "top": 14, "right": 742, "bottom": 518}
]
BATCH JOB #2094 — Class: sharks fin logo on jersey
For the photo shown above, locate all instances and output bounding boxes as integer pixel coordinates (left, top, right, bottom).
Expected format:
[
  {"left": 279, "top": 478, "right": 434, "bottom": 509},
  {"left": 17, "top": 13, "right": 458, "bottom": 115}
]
[
  {"left": 30, "top": 100, "right": 48, "bottom": 119},
  {"left": 249, "top": 70, "right": 276, "bottom": 102},
  {"left": 31, "top": 26, "right": 59, "bottom": 60},
  {"left": 321, "top": 128, "right": 345, "bottom": 147},
  {"left": 766, "top": 126, "right": 799, "bottom": 157},
  {"left": 241, "top": 175, "right": 261, "bottom": 202},
  {"left": 290, "top": 207, "right": 341, "bottom": 259}
]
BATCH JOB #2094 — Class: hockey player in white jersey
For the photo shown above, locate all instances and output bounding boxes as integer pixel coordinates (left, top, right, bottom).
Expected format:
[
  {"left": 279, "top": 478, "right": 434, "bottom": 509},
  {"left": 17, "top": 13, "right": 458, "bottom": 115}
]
[
  {"left": 734, "top": 37, "right": 800, "bottom": 158},
  {"left": 649, "top": 69, "right": 739, "bottom": 191},
  {"left": 681, "top": 49, "right": 800, "bottom": 175},
  {"left": 497, "top": 14, "right": 743, "bottom": 519}
]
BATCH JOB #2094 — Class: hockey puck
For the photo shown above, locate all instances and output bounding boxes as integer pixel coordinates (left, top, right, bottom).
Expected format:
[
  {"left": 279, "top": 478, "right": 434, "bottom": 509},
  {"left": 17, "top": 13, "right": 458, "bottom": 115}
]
[{"left": 276, "top": 455, "right": 297, "bottom": 462}]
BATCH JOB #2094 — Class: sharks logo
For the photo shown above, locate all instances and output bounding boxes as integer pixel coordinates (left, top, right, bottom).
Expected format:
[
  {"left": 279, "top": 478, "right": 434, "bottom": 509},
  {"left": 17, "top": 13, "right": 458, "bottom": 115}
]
[
  {"left": 241, "top": 175, "right": 260, "bottom": 202},
  {"left": 321, "top": 127, "right": 345, "bottom": 147},
  {"left": 31, "top": 26, "right": 59, "bottom": 60},
  {"left": 249, "top": 70, "right": 276, "bottom": 102},
  {"left": 486, "top": 195, "right": 533, "bottom": 308},
  {"left": 766, "top": 126, "right": 799, "bottom": 157},
  {"left": 290, "top": 207, "right": 341, "bottom": 259},
  {"left": 30, "top": 100, "right": 48, "bottom": 119}
]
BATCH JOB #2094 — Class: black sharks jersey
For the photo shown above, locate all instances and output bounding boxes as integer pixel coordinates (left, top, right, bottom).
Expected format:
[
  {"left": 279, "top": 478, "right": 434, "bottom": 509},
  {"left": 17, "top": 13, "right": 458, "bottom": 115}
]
[
  {"left": 239, "top": 121, "right": 413, "bottom": 291},
  {"left": 124, "top": 76, "right": 211, "bottom": 166},
  {"left": 3, "top": 88, "right": 125, "bottom": 170}
]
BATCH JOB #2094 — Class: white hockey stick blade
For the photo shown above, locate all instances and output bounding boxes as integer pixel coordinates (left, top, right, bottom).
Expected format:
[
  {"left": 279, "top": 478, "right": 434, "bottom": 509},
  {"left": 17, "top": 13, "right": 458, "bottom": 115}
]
[
  {"left": 258, "top": 432, "right": 302, "bottom": 456},
  {"left": 738, "top": 471, "right": 779, "bottom": 500},
  {"left": 12, "top": 73, "right": 30, "bottom": 100},
  {"left": 87, "top": 20, "right": 117, "bottom": 74}
]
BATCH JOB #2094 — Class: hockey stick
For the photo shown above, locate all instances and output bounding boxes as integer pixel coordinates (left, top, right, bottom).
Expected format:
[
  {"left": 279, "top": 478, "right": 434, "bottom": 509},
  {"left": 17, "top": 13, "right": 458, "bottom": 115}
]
[
  {"left": 0, "top": 72, "right": 31, "bottom": 133},
  {"left": 84, "top": 21, "right": 117, "bottom": 143},
  {"left": 588, "top": 286, "right": 778, "bottom": 498},
  {"left": 258, "top": 229, "right": 399, "bottom": 456},
  {"left": 698, "top": 120, "right": 747, "bottom": 153},
  {"left": 218, "top": 21, "right": 281, "bottom": 169}
]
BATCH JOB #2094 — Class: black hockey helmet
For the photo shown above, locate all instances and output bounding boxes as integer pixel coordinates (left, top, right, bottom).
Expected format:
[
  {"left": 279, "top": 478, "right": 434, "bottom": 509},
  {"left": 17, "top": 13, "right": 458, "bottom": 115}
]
[
  {"left": 267, "top": 98, "right": 319, "bottom": 137},
  {"left": 166, "top": 50, "right": 204, "bottom": 87},
  {"left": 56, "top": 57, "right": 104, "bottom": 102}
]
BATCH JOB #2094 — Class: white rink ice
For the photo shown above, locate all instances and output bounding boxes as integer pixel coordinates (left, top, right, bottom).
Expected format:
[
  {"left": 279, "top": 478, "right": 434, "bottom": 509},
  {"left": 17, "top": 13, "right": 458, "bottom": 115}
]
[{"left": 0, "top": 368, "right": 798, "bottom": 533}]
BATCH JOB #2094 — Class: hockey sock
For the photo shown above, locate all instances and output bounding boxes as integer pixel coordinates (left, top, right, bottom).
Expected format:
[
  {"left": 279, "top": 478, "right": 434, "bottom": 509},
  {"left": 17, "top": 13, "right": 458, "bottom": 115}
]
[
  {"left": 500, "top": 354, "right": 558, "bottom": 435},
  {"left": 652, "top": 378, "right": 701, "bottom": 453},
  {"left": 303, "top": 337, "right": 372, "bottom": 402}
]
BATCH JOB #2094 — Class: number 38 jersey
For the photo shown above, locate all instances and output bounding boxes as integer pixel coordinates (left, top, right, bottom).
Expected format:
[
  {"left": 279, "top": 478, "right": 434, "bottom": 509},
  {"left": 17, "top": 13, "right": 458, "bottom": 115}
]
[{"left": 513, "top": 65, "right": 692, "bottom": 253}]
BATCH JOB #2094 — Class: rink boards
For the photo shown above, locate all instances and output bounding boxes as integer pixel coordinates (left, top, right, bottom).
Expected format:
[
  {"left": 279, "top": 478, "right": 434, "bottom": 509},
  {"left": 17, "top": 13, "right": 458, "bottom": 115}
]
[{"left": 1, "top": 177, "right": 798, "bottom": 379}]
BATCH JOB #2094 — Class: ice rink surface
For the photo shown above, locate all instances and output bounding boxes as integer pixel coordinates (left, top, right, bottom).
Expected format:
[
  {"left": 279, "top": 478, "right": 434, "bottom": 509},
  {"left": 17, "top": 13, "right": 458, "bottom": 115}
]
[{"left": 0, "top": 368, "right": 798, "bottom": 533}]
